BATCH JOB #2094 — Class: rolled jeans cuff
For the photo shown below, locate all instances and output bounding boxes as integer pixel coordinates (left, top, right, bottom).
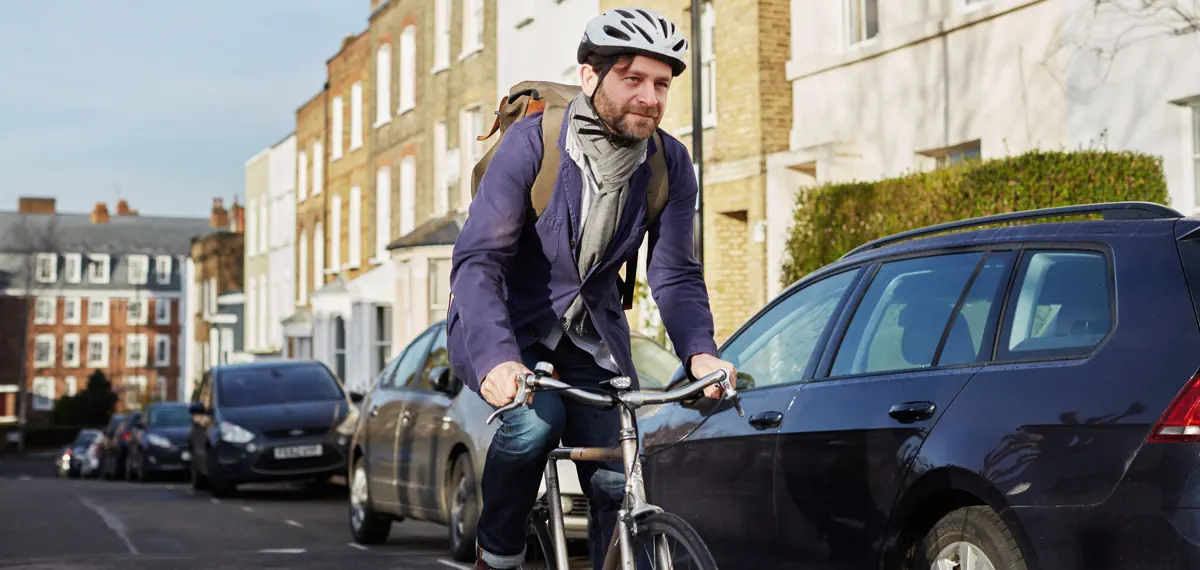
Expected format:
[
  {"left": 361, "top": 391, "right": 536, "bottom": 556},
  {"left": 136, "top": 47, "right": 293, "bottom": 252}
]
[{"left": 477, "top": 542, "right": 526, "bottom": 569}]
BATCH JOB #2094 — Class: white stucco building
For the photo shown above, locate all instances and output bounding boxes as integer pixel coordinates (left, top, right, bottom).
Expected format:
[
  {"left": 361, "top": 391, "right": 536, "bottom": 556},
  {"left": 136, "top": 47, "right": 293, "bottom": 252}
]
[
  {"left": 242, "top": 134, "right": 297, "bottom": 358},
  {"left": 766, "top": 0, "right": 1200, "bottom": 298},
  {"left": 496, "top": 0, "right": 598, "bottom": 90}
]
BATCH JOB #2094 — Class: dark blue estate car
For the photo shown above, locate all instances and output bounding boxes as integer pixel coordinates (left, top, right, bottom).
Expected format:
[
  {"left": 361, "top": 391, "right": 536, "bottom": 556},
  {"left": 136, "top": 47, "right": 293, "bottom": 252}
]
[{"left": 640, "top": 202, "right": 1200, "bottom": 570}]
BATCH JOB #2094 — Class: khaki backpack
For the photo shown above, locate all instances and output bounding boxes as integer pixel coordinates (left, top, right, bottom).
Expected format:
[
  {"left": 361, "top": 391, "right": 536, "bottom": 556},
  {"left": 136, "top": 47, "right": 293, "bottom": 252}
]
[{"left": 470, "top": 80, "right": 669, "bottom": 311}]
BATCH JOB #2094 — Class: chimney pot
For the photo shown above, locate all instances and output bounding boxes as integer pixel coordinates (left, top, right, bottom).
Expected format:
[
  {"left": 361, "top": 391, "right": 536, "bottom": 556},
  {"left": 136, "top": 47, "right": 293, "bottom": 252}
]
[
  {"left": 115, "top": 199, "right": 135, "bottom": 216},
  {"left": 90, "top": 202, "right": 110, "bottom": 224},
  {"left": 17, "top": 197, "right": 56, "bottom": 214},
  {"left": 210, "top": 197, "right": 229, "bottom": 229}
]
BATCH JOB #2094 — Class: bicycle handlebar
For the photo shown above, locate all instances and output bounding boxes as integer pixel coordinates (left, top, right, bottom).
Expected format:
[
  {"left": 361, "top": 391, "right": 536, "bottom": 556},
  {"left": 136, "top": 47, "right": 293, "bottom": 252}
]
[{"left": 485, "top": 361, "right": 743, "bottom": 425}]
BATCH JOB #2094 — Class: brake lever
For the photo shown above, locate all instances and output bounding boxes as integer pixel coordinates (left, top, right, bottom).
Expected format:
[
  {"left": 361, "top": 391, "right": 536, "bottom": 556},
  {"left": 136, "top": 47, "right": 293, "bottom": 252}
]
[
  {"left": 719, "top": 377, "right": 745, "bottom": 417},
  {"left": 486, "top": 372, "right": 534, "bottom": 425}
]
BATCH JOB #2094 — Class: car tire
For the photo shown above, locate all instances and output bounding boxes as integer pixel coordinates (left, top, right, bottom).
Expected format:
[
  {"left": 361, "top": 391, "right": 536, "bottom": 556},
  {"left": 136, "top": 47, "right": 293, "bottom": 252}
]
[
  {"left": 447, "top": 453, "right": 480, "bottom": 562},
  {"left": 349, "top": 456, "right": 391, "bottom": 545},
  {"left": 910, "top": 506, "right": 1028, "bottom": 570}
]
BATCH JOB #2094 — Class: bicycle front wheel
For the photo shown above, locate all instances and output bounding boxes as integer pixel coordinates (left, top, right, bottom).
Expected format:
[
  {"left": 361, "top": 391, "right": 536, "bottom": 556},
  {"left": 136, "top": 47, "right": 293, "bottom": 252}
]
[{"left": 629, "top": 511, "right": 719, "bottom": 570}]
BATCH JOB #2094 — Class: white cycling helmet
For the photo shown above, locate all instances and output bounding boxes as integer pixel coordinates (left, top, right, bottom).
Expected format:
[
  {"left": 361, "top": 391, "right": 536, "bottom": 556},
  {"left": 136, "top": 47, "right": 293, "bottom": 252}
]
[{"left": 577, "top": 7, "right": 689, "bottom": 76}]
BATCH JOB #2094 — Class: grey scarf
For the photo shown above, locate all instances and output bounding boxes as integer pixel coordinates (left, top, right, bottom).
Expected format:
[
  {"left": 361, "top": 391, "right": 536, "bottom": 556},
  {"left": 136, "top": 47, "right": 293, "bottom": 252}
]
[{"left": 560, "top": 91, "right": 647, "bottom": 337}]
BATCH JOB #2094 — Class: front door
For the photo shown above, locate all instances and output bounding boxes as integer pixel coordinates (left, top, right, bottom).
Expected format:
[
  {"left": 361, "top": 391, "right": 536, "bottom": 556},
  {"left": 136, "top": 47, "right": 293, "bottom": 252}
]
[
  {"left": 775, "top": 249, "right": 1015, "bottom": 568},
  {"left": 643, "top": 265, "right": 865, "bottom": 569},
  {"left": 367, "top": 326, "right": 438, "bottom": 508},
  {"left": 400, "top": 324, "right": 456, "bottom": 518}
]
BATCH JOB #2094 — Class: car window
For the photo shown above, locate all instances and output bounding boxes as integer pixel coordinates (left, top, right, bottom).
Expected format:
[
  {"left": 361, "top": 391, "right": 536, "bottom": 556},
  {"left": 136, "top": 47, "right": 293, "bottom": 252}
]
[
  {"left": 414, "top": 326, "right": 450, "bottom": 391},
  {"left": 371, "top": 351, "right": 405, "bottom": 393},
  {"left": 999, "top": 250, "right": 1111, "bottom": 358},
  {"left": 939, "top": 251, "right": 1015, "bottom": 366},
  {"left": 390, "top": 327, "right": 438, "bottom": 389},
  {"left": 147, "top": 405, "right": 192, "bottom": 427},
  {"left": 630, "top": 335, "right": 681, "bottom": 390},
  {"left": 217, "top": 365, "right": 344, "bottom": 408},
  {"left": 830, "top": 252, "right": 983, "bottom": 377},
  {"left": 720, "top": 268, "right": 860, "bottom": 390}
]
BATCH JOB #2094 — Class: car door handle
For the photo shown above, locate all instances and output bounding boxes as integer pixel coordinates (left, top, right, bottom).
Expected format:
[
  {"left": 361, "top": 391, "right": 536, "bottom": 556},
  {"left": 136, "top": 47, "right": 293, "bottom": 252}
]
[
  {"left": 889, "top": 401, "right": 937, "bottom": 424},
  {"left": 748, "top": 411, "right": 784, "bottom": 430}
]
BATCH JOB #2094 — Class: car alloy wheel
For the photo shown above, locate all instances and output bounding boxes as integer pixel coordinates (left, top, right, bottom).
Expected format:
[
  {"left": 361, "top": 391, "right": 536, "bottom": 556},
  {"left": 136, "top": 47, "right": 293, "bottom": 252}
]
[
  {"left": 350, "top": 464, "right": 369, "bottom": 532},
  {"left": 931, "top": 541, "right": 996, "bottom": 570}
]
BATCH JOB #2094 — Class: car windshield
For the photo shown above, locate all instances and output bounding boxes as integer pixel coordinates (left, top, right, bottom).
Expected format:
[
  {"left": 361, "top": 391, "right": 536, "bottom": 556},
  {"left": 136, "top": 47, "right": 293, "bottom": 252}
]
[
  {"left": 631, "top": 335, "right": 682, "bottom": 390},
  {"left": 72, "top": 431, "right": 98, "bottom": 446},
  {"left": 147, "top": 406, "right": 191, "bottom": 427},
  {"left": 217, "top": 365, "right": 344, "bottom": 408}
]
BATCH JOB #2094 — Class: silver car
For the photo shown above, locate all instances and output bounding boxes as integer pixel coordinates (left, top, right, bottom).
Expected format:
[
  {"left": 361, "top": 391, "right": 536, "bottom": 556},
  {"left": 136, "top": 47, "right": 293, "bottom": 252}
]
[{"left": 346, "top": 320, "right": 681, "bottom": 562}]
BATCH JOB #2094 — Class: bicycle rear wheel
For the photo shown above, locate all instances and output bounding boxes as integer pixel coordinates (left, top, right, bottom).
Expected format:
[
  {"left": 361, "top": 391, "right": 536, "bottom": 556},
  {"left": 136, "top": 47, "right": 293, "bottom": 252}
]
[
  {"left": 627, "top": 511, "right": 718, "bottom": 570},
  {"left": 524, "top": 506, "right": 557, "bottom": 570}
]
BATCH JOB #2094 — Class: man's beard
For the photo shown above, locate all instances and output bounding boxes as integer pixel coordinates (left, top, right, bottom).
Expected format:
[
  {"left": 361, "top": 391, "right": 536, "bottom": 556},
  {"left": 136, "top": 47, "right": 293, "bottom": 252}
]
[{"left": 594, "top": 85, "right": 659, "bottom": 144}]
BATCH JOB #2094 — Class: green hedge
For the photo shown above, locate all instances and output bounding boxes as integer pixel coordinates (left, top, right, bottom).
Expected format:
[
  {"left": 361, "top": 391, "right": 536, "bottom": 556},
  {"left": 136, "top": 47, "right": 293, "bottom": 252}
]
[
  {"left": 23, "top": 425, "right": 100, "bottom": 450},
  {"left": 780, "top": 149, "right": 1169, "bottom": 285}
]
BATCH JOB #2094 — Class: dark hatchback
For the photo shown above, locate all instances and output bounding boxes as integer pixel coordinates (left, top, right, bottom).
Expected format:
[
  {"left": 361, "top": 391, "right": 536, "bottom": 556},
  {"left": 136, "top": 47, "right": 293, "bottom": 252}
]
[
  {"left": 126, "top": 402, "right": 193, "bottom": 482},
  {"left": 188, "top": 360, "right": 362, "bottom": 497},
  {"left": 640, "top": 202, "right": 1200, "bottom": 570}
]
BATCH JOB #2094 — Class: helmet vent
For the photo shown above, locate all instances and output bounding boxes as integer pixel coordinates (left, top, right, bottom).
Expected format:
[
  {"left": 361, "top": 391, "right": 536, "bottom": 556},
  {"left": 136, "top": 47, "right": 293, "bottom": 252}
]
[
  {"left": 603, "top": 25, "right": 632, "bottom": 41},
  {"left": 616, "top": 8, "right": 635, "bottom": 18},
  {"left": 672, "top": 39, "right": 686, "bottom": 52}
]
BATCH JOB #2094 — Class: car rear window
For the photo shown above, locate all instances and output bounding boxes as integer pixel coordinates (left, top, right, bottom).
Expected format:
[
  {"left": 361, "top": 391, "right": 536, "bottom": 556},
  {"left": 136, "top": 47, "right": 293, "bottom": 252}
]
[
  {"left": 147, "top": 406, "right": 192, "bottom": 427},
  {"left": 217, "top": 366, "right": 344, "bottom": 408},
  {"left": 999, "top": 250, "right": 1112, "bottom": 358}
]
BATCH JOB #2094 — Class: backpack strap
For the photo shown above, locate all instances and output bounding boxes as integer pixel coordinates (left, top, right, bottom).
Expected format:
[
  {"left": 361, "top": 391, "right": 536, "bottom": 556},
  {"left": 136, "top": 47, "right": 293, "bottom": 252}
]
[
  {"left": 530, "top": 108, "right": 565, "bottom": 219},
  {"left": 620, "top": 130, "right": 670, "bottom": 310}
]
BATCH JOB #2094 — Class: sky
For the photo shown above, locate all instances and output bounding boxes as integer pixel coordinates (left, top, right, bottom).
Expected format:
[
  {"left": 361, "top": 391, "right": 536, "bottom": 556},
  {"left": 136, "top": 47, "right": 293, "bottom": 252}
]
[{"left": 0, "top": 2, "right": 367, "bottom": 218}]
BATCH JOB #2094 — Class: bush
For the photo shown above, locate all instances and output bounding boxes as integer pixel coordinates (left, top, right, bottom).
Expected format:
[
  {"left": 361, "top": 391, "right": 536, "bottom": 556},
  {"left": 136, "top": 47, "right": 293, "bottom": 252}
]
[
  {"left": 52, "top": 370, "right": 118, "bottom": 427},
  {"left": 780, "top": 149, "right": 1169, "bottom": 285}
]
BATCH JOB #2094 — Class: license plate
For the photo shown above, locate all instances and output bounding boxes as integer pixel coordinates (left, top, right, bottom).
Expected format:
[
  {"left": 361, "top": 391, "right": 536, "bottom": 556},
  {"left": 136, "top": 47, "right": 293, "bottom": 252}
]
[
  {"left": 273, "top": 444, "right": 322, "bottom": 459},
  {"left": 181, "top": 451, "right": 191, "bottom": 461}
]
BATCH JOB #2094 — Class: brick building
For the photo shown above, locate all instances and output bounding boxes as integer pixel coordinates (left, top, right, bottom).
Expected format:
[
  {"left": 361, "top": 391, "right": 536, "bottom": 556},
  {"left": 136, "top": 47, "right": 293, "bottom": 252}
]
[
  {"left": 182, "top": 199, "right": 246, "bottom": 400},
  {"left": 0, "top": 196, "right": 218, "bottom": 434},
  {"left": 599, "top": 0, "right": 792, "bottom": 341},
  {"left": 284, "top": 88, "right": 328, "bottom": 360}
]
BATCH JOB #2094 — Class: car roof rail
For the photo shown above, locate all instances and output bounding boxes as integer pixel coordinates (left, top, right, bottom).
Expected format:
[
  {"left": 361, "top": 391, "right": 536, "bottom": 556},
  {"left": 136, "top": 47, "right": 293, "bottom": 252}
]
[{"left": 842, "top": 201, "right": 1183, "bottom": 258}]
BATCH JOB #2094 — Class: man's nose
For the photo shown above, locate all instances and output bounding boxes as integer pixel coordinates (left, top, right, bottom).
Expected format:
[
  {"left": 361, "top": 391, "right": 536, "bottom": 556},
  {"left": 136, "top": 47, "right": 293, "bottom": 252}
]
[{"left": 633, "top": 83, "right": 659, "bottom": 107}]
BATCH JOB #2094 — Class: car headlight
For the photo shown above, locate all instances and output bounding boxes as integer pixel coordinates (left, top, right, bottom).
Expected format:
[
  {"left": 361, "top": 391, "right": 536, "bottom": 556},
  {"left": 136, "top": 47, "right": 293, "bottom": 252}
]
[
  {"left": 146, "top": 434, "right": 172, "bottom": 448},
  {"left": 219, "top": 421, "right": 255, "bottom": 444}
]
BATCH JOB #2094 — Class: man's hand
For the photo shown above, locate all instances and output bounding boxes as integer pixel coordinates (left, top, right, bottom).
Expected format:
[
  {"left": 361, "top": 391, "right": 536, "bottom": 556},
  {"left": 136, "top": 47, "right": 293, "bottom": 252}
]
[
  {"left": 481, "top": 361, "right": 533, "bottom": 408},
  {"left": 689, "top": 353, "right": 737, "bottom": 399}
]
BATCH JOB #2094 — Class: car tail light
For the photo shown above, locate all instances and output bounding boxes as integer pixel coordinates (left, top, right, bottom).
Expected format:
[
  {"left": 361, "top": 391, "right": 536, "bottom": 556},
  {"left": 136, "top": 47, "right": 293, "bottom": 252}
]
[{"left": 1149, "top": 372, "right": 1200, "bottom": 442}]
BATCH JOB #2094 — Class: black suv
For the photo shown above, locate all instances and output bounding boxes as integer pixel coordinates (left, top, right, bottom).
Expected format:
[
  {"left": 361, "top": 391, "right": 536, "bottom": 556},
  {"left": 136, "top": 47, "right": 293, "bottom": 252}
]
[{"left": 640, "top": 202, "right": 1200, "bottom": 569}]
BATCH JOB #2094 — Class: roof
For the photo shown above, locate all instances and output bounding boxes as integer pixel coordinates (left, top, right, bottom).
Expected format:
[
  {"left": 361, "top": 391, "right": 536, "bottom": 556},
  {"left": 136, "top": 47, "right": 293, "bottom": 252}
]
[{"left": 387, "top": 213, "right": 464, "bottom": 251}]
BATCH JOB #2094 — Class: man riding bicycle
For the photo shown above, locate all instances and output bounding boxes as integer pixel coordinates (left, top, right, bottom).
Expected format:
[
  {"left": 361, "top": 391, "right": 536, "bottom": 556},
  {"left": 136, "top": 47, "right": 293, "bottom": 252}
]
[{"left": 445, "top": 7, "right": 737, "bottom": 570}]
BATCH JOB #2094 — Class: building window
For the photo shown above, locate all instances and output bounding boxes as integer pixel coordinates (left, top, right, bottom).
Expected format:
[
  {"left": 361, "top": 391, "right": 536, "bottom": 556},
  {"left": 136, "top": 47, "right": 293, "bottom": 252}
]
[
  {"left": 374, "top": 305, "right": 392, "bottom": 376},
  {"left": 331, "top": 195, "right": 343, "bottom": 270},
  {"left": 32, "top": 377, "right": 55, "bottom": 411},
  {"left": 155, "top": 334, "right": 171, "bottom": 367},
  {"left": 434, "top": 121, "right": 449, "bottom": 214},
  {"left": 400, "top": 155, "right": 417, "bottom": 236},
  {"left": 247, "top": 199, "right": 257, "bottom": 255},
  {"left": 158, "top": 376, "right": 170, "bottom": 401},
  {"left": 313, "top": 222, "right": 325, "bottom": 288},
  {"left": 88, "top": 334, "right": 109, "bottom": 367},
  {"left": 298, "top": 150, "right": 309, "bottom": 201},
  {"left": 428, "top": 258, "right": 451, "bottom": 326},
  {"left": 34, "top": 297, "right": 55, "bottom": 325},
  {"left": 376, "top": 166, "right": 391, "bottom": 261},
  {"left": 63, "top": 298, "right": 81, "bottom": 325},
  {"left": 333, "top": 316, "right": 347, "bottom": 381},
  {"left": 87, "top": 254, "right": 110, "bottom": 283},
  {"left": 64, "top": 253, "right": 81, "bottom": 283},
  {"left": 312, "top": 141, "right": 324, "bottom": 194},
  {"left": 124, "top": 375, "right": 147, "bottom": 409},
  {"left": 332, "top": 96, "right": 344, "bottom": 160},
  {"left": 126, "top": 334, "right": 148, "bottom": 368},
  {"left": 34, "top": 334, "right": 54, "bottom": 368},
  {"left": 259, "top": 200, "right": 268, "bottom": 254},
  {"left": 461, "top": 0, "right": 484, "bottom": 57},
  {"left": 63, "top": 335, "right": 80, "bottom": 368},
  {"left": 376, "top": 44, "right": 392, "bottom": 125},
  {"left": 127, "top": 298, "right": 148, "bottom": 326},
  {"left": 155, "top": 255, "right": 172, "bottom": 285},
  {"left": 35, "top": 253, "right": 57, "bottom": 283},
  {"left": 65, "top": 376, "right": 77, "bottom": 396},
  {"left": 434, "top": 0, "right": 451, "bottom": 71},
  {"left": 299, "top": 230, "right": 309, "bottom": 304},
  {"left": 400, "top": 26, "right": 417, "bottom": 112},
  {"left": 88, "top": 298, "right": 109, "bottom": 325},
  {"left": 845, "top": 0, "right": 879, "bottom": 45},
  {"left": 933, "top": 141, "right": 983, "bottom": 169},
  {"left": 349, "top": 185, "right": 362, "bottom": 268},
  {"left": 351, "top": 81, "right": 364, "bottom": 150},
  {"left": 127, "top": 254, "right": 149, "bottom": 285},
  {"left": 155, "top": 298, "right": 171, "bottom": 324}
]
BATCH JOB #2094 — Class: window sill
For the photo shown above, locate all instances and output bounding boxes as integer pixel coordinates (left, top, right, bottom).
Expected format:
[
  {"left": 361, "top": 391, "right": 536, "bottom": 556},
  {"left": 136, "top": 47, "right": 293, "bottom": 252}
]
[
  {"left": 515, "top": 16, "right": 534, "bottom": 29},
  {"left": 459, "top": 45, "right": 483, "bottom": 61},
  {"left": 673, "top": 118, "right": 718, "bottom": 138},
  {"left": 374, "top": 116, "right": 391, "bottom": 128},
  {"left": 33, "top": 362, "right": 52, "bottom": 368},
  {"left": 431, "top": 63, "right": 450, "bottom": 75},
  {"left": 398, "top": 104, "right": 415, "bottom": 115}
]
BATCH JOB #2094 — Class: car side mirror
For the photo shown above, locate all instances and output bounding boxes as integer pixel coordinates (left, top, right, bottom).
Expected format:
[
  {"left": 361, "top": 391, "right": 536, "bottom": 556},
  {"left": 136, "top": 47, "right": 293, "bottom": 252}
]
[
  {"left": 348, "top": 391, "right": 365, "bottom": 404},
  {"left": 430, "top": 366, "right": 460, "bottom": 395},
  {"left": 187, "top": 402, "right": 208, "bottom": 415}
]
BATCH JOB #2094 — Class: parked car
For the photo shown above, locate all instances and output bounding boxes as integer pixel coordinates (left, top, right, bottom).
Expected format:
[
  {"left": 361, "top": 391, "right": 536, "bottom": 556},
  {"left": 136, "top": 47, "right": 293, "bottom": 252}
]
[
  {"left": 59, "top": 429, "right": 102, "bottom": 478},
  {"left": 347, "top": 320, "right": 681, "bottom": 562},
  {"left": 188, "top": 360, "right": 362, "bottom": 497},
  {"left": 125, "top": 401, "right": 193, "bottom": 482},
  {"left": 639, "top": 201, "right": 1200, "bottom": 569},
  {"left": 100, "top": 412, "right": 141, "bottom": 480}
]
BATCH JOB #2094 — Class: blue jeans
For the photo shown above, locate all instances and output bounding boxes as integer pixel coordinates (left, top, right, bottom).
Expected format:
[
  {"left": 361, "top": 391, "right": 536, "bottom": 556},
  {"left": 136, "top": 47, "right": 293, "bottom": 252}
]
[{"left": 476, "top": 337, "right": 633, "bottom": 570}]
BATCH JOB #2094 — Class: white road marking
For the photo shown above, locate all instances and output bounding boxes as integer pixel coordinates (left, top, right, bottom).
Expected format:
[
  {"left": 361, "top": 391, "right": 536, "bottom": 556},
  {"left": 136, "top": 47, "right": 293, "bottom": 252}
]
[
  {"left": 242, "top": 506, "right": 255, "bottom": 513},
  {"left": 258, "top": 548, "right": 307, "bottom": 554},
  {"left": 18, "top": 475, "right": 31, "bottom": 481},
  {"left": 438, "top": 560, "right": 473, "bottom": 570},
  {"left": 78, "top": 496, "right": 140, "bottom": 555},
  {"left": 210, "top": 498, "right": 221, "bottom": 504},
  {"left": 347, "top": 542, "right": 368, "bottom": 551},
  {"left": 284, "top": 519, "right": 303, "bottom": 527}
]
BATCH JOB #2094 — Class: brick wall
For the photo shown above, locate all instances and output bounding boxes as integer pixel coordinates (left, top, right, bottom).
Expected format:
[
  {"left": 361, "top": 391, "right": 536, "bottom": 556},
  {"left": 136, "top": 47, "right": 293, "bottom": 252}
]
[
  {"left": 327, "top": 31, "right": 374, "bottom": 281},
  {"left": 295, "top": 89, "right": 328, "bottom": 300}
]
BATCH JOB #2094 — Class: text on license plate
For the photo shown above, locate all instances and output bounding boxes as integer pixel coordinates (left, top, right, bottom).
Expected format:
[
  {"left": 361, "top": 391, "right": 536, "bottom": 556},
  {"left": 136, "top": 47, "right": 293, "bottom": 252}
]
[{"left": 273, "top": 444, "right": 322, "bottom": 459}]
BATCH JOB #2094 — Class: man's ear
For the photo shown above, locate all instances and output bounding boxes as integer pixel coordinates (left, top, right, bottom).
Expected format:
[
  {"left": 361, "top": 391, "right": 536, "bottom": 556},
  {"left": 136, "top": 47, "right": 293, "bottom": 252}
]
[{"left": 580, "top": 64, "right": 599, "bottom": 97}]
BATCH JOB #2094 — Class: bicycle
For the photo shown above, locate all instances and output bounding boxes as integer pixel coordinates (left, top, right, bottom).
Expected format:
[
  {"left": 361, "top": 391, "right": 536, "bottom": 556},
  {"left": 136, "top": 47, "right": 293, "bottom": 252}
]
[{"left": 485, "top": 361, "right": 744, "bottom": 570}]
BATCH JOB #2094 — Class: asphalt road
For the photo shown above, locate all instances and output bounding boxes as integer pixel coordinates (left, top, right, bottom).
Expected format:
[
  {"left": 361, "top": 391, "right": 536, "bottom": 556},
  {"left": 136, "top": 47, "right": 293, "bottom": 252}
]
[{"left": 0, "top": 452, "right": 475, "bottom": 570}]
